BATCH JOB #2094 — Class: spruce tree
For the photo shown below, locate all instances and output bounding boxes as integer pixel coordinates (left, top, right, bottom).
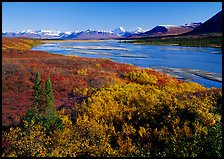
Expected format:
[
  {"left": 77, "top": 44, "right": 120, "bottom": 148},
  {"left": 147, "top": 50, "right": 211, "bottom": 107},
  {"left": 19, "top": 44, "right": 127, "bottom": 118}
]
[
  {"left": 44, "top": 77, "right": 63, "bottom": 132},
  {"left": 29, "top": 74, "right": 63, "bottom": 132},
  {"left": 45, "top": 77, "right": 56, "bottom": 114}
]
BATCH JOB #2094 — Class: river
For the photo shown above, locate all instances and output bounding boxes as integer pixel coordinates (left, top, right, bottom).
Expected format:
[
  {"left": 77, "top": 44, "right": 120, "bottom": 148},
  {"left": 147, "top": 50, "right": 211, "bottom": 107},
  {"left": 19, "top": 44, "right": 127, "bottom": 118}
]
[{"left": 32, "top": 40, "right": 222, "bottom": 88}]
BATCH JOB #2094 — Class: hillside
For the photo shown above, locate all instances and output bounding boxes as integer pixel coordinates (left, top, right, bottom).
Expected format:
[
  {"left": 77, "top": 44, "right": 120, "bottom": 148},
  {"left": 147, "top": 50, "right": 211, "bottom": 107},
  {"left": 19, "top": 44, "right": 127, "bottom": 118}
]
[
  {"left": 2, "top": 37, "right": 222, "bottom": 157},
  {"left": 133, "top": 25, "right": 193, "bottom": 38},
  {"left": 186, "top": 10, "right": 222, "bottom": 34}
]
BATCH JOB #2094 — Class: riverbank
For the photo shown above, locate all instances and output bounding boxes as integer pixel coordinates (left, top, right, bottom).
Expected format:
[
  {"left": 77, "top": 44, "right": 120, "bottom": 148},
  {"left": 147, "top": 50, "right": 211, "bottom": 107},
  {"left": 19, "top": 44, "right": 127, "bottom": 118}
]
[
  {"left": 121, "top": 35, "right": 222, "bottom": 48},
  {"left": 151, "top": 66, "right": 222, "bottom": 83},
  {"left": 33, "top": 38, "right": 222, "bottom": 88}
]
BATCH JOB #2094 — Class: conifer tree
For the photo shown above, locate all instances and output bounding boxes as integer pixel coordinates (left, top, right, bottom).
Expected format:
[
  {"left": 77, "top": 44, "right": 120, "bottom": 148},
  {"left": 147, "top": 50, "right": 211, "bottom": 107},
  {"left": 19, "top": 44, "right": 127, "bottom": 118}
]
[
  {"left": 45, "top": 77, "right": 56, "bottom": 114},
  {"left": 33, "top": 73, "right": 43, "bottom": 114},
  {"left": 44, "top": 77, "right": 63, "bottom": 132}
]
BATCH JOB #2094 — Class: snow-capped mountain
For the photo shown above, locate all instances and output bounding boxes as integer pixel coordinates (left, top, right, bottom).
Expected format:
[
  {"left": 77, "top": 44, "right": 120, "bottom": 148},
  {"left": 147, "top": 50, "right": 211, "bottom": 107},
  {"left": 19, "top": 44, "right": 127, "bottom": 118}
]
[
  {"left": 2, "top": 28, "right": 122, "bottom": 39},
  {"left": 2, "top": 27, "right": 145, "bottom": 39},
  {"left": 36, "top": 29, "right": 61, "bottom": 37},
  {"left": 1, "top": 22, "right": 203, "bottom": 39},
  {"left": 19, "top": 29, "right": 62, "bottom": 37},
  {"left": 59, "top": 31, "right": 73, "bottom": 39},
  {"left": 133, "top": 27, "right": 145, "bottom": 34},
  {"left": 112, "top": 27, "right": 126, "bottom": 36},
  {"left": 62, "top": 29, "right": 119, "bottom": 40},
  {"left": 2, "top": 29, "right": 64, "bottom": 39},
  {"left": 21, "top": 29, "right": 36, "bottom": 34},
  {"left": 111, "top": 27, "right": 146, "bottom": 37}
]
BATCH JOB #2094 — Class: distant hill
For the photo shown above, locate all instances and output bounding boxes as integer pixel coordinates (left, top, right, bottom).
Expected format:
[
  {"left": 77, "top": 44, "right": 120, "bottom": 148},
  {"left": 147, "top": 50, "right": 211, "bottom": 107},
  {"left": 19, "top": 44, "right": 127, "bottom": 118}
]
[
  {"left": 184, "top": 11, "right": 222, "bottom": 34},
  {"left": 129, "top": 23, "right": 201, "bottom": 38},
  {"left": 138, "top": 25, "right": 192, "bottom": 37}
]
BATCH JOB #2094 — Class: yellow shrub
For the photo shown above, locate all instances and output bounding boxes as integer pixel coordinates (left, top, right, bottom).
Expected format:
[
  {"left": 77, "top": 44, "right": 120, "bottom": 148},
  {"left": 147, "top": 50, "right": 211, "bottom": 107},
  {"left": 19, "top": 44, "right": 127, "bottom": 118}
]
[
  {"left": 3, "top": 120, "right": 50, "bottom": 157},
  {"left": 77, "top": 68, "right": 88, "bottom": 75},
  {"left": 127, "top": 70, "right": 158, "bottom": 85}
]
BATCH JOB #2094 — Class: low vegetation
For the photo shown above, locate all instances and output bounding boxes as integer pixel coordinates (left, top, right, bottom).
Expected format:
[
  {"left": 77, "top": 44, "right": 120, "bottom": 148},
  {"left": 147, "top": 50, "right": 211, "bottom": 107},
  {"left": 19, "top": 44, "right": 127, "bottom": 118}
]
[
  {"left": 2, "top": 37, "right": 43, "bottom": 50},
  {"left": 2, "top": 37, "right": 222, "bottom": 157},
  {"left": 122, "top": 35, "right": 222, "bottom": 48}
]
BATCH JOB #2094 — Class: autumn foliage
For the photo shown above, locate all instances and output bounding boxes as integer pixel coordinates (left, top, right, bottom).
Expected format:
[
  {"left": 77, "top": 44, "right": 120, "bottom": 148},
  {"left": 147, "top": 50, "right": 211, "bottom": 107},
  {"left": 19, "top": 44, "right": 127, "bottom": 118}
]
[{"left": 2, "top": 37, "right": 222, "bottom": 157}]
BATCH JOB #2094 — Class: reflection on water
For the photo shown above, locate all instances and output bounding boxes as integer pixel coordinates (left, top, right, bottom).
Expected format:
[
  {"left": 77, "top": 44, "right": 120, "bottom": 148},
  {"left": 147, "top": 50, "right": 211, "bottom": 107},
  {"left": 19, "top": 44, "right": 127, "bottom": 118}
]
[{"left": 32, "top": 40, "right": 222, "bottom": 88}]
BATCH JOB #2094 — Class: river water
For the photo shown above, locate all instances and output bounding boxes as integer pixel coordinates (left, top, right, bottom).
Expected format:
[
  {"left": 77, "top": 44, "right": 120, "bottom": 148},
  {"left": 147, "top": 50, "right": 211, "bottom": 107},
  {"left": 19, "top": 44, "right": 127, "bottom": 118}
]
[{"left": 32, "top": 40, "right": 222, "bottom": 88}]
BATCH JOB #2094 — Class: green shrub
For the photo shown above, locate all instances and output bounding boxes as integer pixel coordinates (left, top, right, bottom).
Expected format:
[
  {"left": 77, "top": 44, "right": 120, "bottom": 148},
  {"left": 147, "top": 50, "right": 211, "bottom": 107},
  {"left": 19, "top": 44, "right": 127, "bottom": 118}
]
[{"left": 42, "top": 111, "right": 64, "bottom": 134}]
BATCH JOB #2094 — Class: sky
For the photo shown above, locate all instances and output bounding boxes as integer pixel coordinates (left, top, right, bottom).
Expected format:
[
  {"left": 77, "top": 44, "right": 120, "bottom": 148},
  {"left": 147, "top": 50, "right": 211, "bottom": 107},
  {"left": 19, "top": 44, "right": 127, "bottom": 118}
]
[{"left": 2, "top": 2, "right": 222, "bottom": 32}]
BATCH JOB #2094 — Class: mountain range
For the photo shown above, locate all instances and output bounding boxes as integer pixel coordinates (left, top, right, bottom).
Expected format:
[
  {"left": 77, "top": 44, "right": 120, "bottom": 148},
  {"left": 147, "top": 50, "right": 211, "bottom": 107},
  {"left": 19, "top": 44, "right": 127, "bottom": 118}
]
[
  {"left": 2, "top": 11, "right": 222, "bottom": 40},
  {"left": 2, "top": 27, "right": 146, "bottom": 40},
  {"left": 1, "top": 24, "right": 199, "bottom": 40}
]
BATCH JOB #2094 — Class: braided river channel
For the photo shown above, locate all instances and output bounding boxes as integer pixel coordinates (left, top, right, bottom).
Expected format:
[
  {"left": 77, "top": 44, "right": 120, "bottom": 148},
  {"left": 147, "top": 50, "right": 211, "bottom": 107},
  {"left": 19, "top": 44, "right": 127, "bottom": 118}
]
[{"left": 32, "top": 40, "right": 222, "bottom": 88}]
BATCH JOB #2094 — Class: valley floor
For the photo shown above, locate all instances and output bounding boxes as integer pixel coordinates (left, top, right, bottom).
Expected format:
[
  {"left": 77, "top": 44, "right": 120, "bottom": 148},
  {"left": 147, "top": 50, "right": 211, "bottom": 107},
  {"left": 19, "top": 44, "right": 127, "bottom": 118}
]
[{"left": 2, "top": 37, "right": 222, "bottom": 157}]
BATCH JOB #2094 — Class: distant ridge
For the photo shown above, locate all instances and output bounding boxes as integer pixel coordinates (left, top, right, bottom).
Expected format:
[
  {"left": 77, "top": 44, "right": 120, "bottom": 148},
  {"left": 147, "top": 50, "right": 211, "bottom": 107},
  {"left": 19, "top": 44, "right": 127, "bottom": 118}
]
[{"left": 134, "top": 25, "right": 193, "bottom": 38}]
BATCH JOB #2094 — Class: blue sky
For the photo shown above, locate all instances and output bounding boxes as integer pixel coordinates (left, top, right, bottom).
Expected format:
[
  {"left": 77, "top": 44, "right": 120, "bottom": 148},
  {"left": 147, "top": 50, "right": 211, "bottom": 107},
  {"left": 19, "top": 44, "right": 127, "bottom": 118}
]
[{"left": 2, "top": 2, "right": 222, "bottom": 32}]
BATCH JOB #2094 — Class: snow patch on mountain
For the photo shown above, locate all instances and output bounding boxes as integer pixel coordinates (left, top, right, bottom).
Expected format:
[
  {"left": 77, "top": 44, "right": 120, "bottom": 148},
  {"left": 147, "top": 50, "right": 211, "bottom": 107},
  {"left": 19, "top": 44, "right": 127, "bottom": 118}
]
[
  {"left": 64, "top": 32, "right": 72, "bottom": 35},
  {"left": 21, "top": 29, "right": 36, "bottom": 34},
  {"left": 36, "top": 30, "right": 61, "bottom": 36},
  {"left": 133, "top": 27, "right": 145, "bottom": 33},
  {"left": 181, "top": 22, "right": 202, "bottom": 29},
  {"left": 112, "top": 27, "right": 126, "bottom": 36},
  {"left": 158, "top": 25, "right": 177, "bottom": 28}
]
